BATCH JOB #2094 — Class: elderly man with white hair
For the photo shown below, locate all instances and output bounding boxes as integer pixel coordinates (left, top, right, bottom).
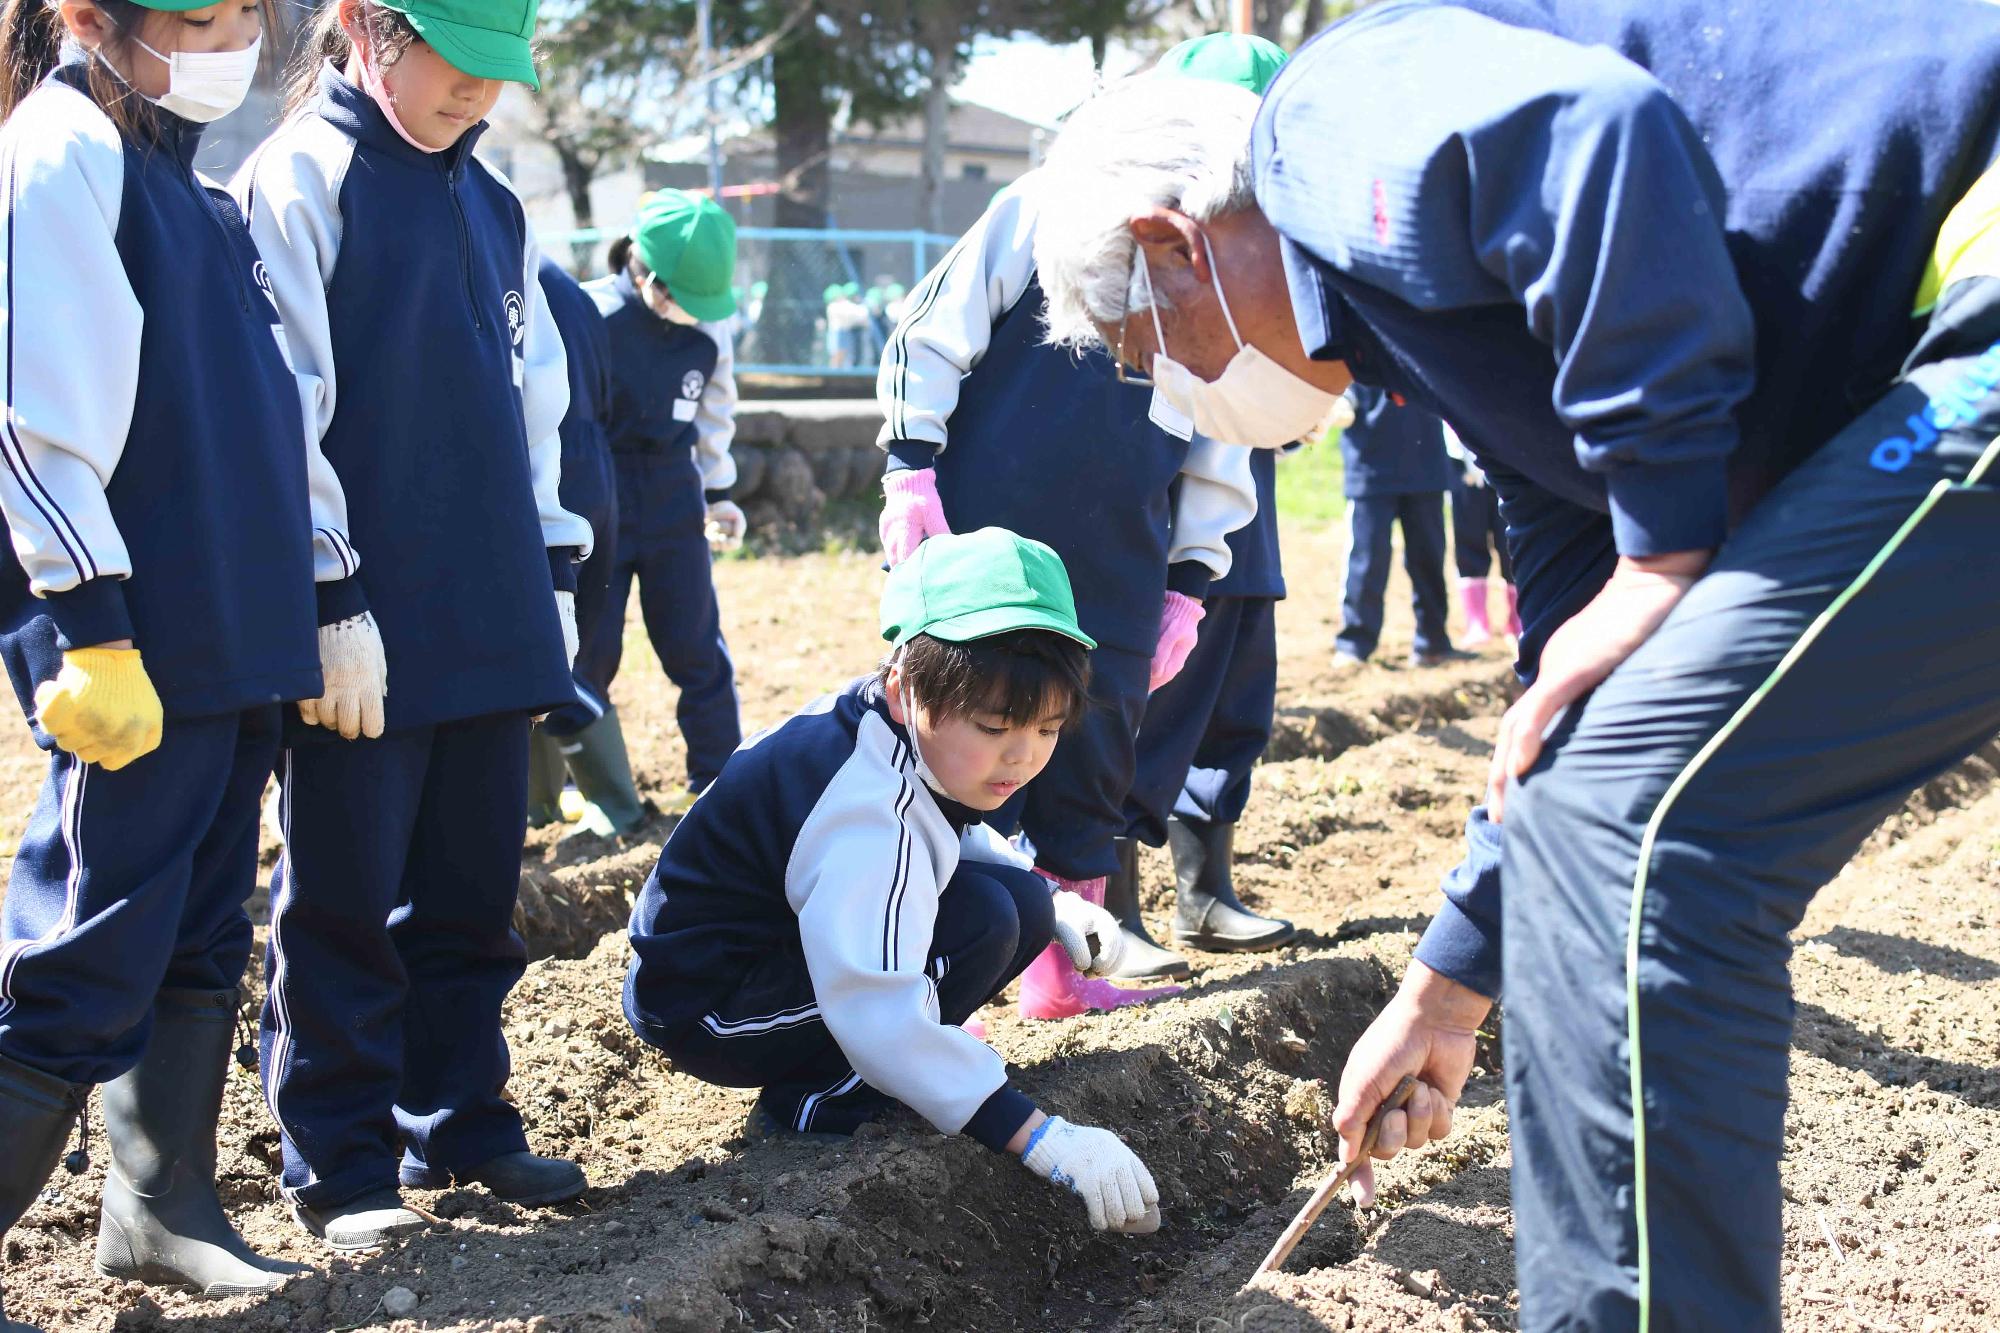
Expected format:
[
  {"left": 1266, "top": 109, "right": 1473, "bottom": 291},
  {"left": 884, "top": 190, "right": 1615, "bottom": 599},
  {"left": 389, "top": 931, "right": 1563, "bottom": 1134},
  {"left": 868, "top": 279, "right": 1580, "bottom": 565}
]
[{"left": 1033, "top": 2, "right": 2000, "bottom": 1330}]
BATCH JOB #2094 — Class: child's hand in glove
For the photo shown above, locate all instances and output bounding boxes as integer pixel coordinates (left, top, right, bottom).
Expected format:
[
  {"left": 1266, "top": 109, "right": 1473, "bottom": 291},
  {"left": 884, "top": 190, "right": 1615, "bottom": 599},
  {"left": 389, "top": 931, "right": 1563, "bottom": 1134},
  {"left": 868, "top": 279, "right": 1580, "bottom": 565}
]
[
  {"left": 35, "top": 646, "right": 163, "bottom": 770},
  {"left": 1050, "top": 888, "right": 1126, "bottom": 976},
  {"left": 1021, "top": 1116, "right": 1162, "bottom": 1233},
  {"left": 302, "top": 612, "right": 388, "bottom": 740},
  {"left": 1149, "top": 592, "right": 1204, "bottom": 691},
  {"left": 878, "top": 468, "right": 951, "bottom": 566}
]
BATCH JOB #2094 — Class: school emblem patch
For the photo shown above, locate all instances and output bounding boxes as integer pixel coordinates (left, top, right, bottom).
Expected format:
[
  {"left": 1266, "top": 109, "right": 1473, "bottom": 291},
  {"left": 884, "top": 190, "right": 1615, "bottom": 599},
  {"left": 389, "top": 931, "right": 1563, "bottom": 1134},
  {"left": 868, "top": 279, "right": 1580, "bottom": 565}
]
[
  {"left": 505, "top": 291, "right": 526, "bottom": 346},
  {"left": 252, "top": 261, "right": 277, "bottom": 308},
  {"left": 681, "top": 370, "right": 705, "bottom": 400}
]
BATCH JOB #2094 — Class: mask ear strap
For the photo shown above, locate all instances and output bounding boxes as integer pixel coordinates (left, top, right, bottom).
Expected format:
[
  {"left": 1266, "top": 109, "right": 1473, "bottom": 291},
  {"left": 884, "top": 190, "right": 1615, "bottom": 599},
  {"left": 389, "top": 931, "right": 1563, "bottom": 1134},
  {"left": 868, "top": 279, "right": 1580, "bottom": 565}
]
[
  {"left": 1132, "top": 246, "right": 1171, "bottom": 361},
  {"left": 1199, "top": 229, "right": 1246, "bottom": 352}
]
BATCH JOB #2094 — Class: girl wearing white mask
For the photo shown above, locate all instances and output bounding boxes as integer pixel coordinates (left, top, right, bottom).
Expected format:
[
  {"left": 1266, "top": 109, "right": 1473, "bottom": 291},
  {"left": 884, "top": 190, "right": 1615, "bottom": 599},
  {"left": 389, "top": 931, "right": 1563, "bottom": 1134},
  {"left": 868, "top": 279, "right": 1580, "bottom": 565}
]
[{"left": 0, "top": 0, "right": 324, "bottom": 1318}]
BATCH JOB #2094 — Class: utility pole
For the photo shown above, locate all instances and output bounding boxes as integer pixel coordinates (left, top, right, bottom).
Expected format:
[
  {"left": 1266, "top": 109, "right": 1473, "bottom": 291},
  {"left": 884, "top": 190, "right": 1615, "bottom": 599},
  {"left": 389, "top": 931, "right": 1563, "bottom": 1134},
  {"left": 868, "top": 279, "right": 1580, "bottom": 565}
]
[{"left": 698, "top": 0, "right": 722, "bottom": 197}]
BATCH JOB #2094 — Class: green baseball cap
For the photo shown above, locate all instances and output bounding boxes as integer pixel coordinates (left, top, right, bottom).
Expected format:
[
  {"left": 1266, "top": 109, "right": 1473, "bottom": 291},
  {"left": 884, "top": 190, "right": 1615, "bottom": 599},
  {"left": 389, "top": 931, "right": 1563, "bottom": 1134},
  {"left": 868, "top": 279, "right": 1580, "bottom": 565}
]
[
  {"left": 374, "top": 0, "right": 542, "bottom": 89},
  {"left": 1157, "top": 32, "right": 1288, "bottom": 96},
  {"left": 634, "top": 190, "right": 738, "bottom": 322},
  {"left": 882, "top": 528, "right": 1096, "bottom": 651}
]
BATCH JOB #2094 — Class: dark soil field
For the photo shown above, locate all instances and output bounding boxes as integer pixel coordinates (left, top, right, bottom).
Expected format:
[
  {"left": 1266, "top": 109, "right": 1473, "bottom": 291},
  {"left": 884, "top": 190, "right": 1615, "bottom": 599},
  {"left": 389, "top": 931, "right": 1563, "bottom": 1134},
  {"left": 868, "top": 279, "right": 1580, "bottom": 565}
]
[{"left": 5, "top": 514, "right": 1997, "bottom": 1332}]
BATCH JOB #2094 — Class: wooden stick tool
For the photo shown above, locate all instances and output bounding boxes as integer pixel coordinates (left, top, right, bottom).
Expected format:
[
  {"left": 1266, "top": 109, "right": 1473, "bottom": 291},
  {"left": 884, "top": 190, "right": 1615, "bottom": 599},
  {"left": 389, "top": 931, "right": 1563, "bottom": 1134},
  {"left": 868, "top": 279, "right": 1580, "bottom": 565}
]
[{"left": 1253, "top": 1074, "right": 1418, "bottom": 1279}]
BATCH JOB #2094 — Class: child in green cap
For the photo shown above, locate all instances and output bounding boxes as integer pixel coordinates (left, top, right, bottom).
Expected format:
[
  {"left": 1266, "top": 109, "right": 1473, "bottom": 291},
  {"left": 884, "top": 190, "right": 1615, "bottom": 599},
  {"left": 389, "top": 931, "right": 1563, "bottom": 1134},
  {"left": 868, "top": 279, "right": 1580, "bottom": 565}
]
[
  {"left": 624, "top": 528, "right": 1162, "bottom": 1234},
  {"left": 234, "top": 0, "right": 593, "bottom": 1251}
]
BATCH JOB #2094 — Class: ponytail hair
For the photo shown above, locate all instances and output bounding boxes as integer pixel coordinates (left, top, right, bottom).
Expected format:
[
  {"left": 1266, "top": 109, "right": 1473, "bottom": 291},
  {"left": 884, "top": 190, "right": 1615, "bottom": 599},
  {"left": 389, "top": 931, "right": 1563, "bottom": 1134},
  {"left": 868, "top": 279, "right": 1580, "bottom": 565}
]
[
  {"left": 283, "top": 0, "right": 418, "bottom": 121},
  {"left": 0, "top": 0, "right": 63, "bottom": 122},
  {"left": 605, "top": 234, "right": 632, "bottom": 275}
]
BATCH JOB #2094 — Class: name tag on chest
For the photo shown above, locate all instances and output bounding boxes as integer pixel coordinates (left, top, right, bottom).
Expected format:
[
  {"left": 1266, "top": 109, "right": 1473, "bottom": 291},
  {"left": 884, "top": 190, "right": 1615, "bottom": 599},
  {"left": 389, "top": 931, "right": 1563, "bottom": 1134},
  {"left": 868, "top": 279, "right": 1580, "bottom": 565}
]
[{"left": 672, "top": 398, "right": 698, "bottom": 422}]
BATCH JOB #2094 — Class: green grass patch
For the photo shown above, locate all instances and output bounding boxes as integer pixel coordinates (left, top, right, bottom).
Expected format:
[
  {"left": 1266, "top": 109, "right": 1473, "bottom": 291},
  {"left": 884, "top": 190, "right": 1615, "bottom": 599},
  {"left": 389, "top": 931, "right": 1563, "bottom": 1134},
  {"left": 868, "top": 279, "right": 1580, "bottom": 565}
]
[{"left": 1274, "top": 431, "right": 1347, "bottom": 528}]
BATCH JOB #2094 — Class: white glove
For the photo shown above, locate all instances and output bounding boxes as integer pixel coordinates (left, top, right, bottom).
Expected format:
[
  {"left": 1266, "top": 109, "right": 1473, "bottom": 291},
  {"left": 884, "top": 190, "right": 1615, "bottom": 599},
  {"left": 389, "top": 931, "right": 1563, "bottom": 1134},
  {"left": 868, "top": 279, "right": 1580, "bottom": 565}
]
[
  {"left": 301, "top": 611, "right": 388, "bottom": 740},
  {"left": 1022, "top": 1117, "right": 1162, "bottom": 1233},
  {"left": 1050, "top": 889, "right": 1125, "bottom": 977},
  {"left": 705, "top": 499, "right": 746, "bottom": 552},
  {"left": 555, "top": 589, "right": 579, "bottom": 670}
]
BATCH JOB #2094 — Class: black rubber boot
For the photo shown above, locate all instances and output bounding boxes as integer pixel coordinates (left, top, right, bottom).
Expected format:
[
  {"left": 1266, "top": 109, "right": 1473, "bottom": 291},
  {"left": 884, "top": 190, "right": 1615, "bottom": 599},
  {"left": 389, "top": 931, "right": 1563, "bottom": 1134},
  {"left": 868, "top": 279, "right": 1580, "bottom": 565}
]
[
  {"left": 556, "top": 708, "right": 647, "bottom": 837},
  {"left": 2, "top": 1053, "right": 86, "bottom": 1333},
  {"left": 94, "top": 988, "right": 308, "bottom": 1295},
  {"left": 1102, "top": 837, "right": 1192, "bottom": 982},
  {"left": 525, "top": 727, "right": 567, "bottom": 827},
  {"left": 1169, "top": 819, "right": 1295, "bottom": 952}
]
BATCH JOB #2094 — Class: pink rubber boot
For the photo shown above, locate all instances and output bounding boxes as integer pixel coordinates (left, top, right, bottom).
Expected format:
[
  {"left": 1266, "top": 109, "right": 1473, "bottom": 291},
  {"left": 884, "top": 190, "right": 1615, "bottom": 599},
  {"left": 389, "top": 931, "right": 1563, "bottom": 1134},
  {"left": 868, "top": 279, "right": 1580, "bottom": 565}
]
[
  {"left": 1505, "top": 582, "right": 1523, "bottom": 640},
  {"left": 1018, "top": 873, "right": 1184, "bottom": 1020},
  {"left": 1457, "top": 577, "right": 1493, "bottom": 647}
]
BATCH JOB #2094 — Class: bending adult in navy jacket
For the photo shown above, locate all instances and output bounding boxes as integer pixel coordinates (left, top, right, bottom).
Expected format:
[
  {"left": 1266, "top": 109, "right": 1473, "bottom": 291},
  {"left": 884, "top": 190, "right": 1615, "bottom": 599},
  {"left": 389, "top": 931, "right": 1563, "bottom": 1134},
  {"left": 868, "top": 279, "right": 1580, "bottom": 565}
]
[
  {"left": 0, "top": 13, "right": 321, "bottom": 1307},
  {"left": 235, "top": 26, "right": 592, "bottom": 1248},
  {"left": 1333, "top": 385, "right": 1454, "bottom": 665},
  {"left": 1030, "top": 2, "right": 2000, "bottom": 1327}
]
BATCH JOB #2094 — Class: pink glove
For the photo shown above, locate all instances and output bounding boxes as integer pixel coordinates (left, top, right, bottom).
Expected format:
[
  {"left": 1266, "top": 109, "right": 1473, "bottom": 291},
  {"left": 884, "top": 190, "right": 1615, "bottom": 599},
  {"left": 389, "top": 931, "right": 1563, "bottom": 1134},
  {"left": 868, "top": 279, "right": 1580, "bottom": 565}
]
[
  {"left": 879, "top": 468, "right": 952, "bottom": 566},
  {"left": 1149, "top": 592, "right": 1204, "bottom": 692}
]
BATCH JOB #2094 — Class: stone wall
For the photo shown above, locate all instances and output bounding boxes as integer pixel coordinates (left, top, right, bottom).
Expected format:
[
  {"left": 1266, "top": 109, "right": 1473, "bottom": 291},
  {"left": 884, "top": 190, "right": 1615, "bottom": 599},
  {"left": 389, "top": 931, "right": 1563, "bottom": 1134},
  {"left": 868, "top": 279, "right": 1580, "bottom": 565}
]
[{"left": 727, "top": 399, "right": 885, "bottom": 529}]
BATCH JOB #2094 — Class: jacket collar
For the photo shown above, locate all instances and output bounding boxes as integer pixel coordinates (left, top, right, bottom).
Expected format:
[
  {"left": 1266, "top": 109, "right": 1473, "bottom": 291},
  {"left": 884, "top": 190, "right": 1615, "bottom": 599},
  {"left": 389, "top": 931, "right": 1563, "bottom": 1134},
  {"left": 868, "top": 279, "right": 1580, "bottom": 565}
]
[
  {"left": 51, "top": 60, "right": 203, "bottom": 168},
  {"left": 314, "top": 61, "right": 486, "bottom": 174}
]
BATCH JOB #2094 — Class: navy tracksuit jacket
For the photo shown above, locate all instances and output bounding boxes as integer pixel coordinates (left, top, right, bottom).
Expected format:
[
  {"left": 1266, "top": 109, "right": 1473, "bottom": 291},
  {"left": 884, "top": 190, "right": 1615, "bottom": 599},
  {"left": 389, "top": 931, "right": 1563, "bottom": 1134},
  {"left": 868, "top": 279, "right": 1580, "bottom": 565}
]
[
  {"left": 537, "top": 258, "right": 618, "bottom": 736},
  {"left": 1125, "top": 449, "right": 1284, "bottom": 843},
  {"left": 625, "top": 677, "right": 1052, "bottom": 1147},
  {"left": 1335, "top": 386, "right": 1453, "bottom": 659},
  {"left": 235, "top": 66, "right": 590, "bottom": 1207},
  {"left": 579, "top": 272, "right": 741, "bottom": 789},
  {"left": 1253, "top": 2, "right": 2000, "bottom": 1327},
  {"left": 0, "top": 67, "right": 319, "bottom": 1087}
]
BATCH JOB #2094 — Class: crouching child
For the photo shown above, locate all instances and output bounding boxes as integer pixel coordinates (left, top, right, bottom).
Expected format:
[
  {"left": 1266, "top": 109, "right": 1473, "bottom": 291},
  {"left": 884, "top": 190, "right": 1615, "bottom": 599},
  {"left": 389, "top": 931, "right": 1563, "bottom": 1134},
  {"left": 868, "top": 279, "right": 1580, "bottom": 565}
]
[{"left": 623, "top": 528, "right": 1162, "bottom": 1233}]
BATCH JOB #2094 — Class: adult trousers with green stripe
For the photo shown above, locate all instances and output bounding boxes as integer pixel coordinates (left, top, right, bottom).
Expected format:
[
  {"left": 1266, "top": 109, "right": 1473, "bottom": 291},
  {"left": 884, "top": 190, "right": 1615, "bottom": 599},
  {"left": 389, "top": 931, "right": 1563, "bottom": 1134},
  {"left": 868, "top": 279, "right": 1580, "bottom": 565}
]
[{"left": 1502, "top": 274, "right": 2000, "bottom": 1331}]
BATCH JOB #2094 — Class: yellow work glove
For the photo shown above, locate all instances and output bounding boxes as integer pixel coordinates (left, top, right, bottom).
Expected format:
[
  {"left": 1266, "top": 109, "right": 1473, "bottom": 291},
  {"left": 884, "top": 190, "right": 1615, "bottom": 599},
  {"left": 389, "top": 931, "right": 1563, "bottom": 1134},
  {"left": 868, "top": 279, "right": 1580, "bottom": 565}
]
[{"left": 34, "top": 647, "right": 164, "bottom": 771}]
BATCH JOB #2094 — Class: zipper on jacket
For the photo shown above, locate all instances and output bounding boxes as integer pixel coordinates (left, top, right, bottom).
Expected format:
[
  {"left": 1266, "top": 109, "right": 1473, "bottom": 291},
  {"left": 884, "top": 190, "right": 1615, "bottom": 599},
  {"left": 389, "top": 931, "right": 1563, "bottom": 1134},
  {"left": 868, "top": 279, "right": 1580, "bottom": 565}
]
[
  {"left": 183, "top": 164, "right": 252, "bottom": 314},
  {"left": 445, "top": 168, "right": 484, "bottom": 332}
]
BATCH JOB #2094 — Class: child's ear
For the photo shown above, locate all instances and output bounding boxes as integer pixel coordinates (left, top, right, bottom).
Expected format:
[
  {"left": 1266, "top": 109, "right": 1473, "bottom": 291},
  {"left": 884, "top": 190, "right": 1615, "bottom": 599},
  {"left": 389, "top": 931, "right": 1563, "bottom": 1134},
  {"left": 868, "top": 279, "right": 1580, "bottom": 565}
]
[{"left": 883, "top": 662, "right": 906, "bottom": 724}]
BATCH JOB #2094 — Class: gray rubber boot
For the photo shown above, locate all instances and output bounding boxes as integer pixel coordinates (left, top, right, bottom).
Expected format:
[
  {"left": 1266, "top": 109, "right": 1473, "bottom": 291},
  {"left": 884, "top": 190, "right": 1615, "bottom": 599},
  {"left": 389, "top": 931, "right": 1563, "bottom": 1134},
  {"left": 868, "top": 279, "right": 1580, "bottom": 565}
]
[
  {"left": 557, "top": 707, "right": 646, "bottom": 837},
  {"left": 1, "top": 1053, "right": 86, "bottom": 1333},
  {"left": 525, "top": 727, "right": 567, "bottom": 827},
  {"left": 94, "top": 988, "right": 308, "bottom": 1295},
  {"left": 1103, "top": 837, "right": 1193, "bottom": 982},
  {"left": 1169, "top": 819, "right": 1295, "bottom": 952}
]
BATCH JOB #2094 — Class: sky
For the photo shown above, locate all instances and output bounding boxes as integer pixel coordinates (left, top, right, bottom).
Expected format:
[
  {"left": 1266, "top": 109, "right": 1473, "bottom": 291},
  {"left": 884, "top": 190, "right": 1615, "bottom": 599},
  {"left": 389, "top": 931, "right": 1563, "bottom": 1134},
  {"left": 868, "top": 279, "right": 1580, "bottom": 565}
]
[{"left": 954, "top": 33, "right": 1155, "bottom": 128}]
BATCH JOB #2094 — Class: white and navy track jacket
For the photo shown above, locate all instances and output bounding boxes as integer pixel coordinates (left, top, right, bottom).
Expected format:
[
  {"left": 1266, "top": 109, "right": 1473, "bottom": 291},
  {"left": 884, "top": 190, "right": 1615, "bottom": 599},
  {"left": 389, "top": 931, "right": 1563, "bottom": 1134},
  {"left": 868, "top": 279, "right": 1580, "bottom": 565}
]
[
  {"left": 625, "top": 677, "right": 1038, "bottom": 1151},
  {"left": 876, "top": 170, "right": 1257, "bottom": 657},
  {"left": 233, "top": 64, "right": 592, "bottom": 732},
  {"left": 585, "top": 272, "right": 739, "bottom": 500},
  {"left": 0, "top": 65, "right": 320, "bottom": 724}
]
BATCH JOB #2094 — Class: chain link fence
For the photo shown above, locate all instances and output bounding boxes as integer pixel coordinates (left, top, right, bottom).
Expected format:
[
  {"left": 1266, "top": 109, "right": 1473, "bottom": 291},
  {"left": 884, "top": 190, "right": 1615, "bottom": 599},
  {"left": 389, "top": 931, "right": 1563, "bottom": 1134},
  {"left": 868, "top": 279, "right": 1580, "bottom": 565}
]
[{"left": 547, "top": 226, "right": 959, "bottom": 378}]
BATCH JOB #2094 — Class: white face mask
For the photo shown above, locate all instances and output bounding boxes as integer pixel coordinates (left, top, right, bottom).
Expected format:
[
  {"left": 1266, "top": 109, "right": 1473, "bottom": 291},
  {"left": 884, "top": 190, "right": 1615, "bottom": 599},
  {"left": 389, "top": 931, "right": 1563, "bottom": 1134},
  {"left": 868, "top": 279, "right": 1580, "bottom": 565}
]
[
  {"left": 1135, "top": 233, "right": 1339, "bottom": 449},
  {"left": 129, "top": 33, "right": 262, "bottom": 124},
  {"left": 642, "top": 273, "right": 702, "bottom": 326}
]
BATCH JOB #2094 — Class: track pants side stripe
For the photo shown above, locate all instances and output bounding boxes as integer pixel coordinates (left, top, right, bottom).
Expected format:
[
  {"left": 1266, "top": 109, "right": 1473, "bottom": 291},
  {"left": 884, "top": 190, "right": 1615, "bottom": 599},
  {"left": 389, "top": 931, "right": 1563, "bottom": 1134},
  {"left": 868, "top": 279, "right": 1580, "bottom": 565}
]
[{"left": 1623, "top": 430, "right": 2000, "bottom": 1331}]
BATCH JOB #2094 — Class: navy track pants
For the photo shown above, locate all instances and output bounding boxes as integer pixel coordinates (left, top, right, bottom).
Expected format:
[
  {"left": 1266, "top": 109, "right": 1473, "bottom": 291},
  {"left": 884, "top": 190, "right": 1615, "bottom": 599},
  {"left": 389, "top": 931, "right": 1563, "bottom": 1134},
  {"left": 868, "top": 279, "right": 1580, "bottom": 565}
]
[
  {"left": 624, "top": 860, "right": 1054, "bottom": 1134},
  {"left": 987, "top": 643, "right": 1151, "bottom": 881},
  {"left": 1338, "top": 491, "right": 1451, "bottom": 659},
  {"left": 1123, "top": 596, "right": 1277, "bottom": 846},
  {"left": 1504, "top": 276, "right": 2000, "bottom": 1331},
  {"left": 1449, "top": 473, "right": 1512, "bottom": 581},
  {"left": 575, "top": 453, "right": 740, "bottom": 788},
  {"left": 0, "top": 706, "right": 278, "bottom": 1086},
  {"left": 262, "top": 712, "right": 533, "bottom": 1208}
]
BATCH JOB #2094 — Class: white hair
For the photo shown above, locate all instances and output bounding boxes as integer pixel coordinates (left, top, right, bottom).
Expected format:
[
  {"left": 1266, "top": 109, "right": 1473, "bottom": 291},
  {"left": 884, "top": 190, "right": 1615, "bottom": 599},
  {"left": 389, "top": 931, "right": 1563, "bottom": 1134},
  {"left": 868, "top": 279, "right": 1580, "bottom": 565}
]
[{"left": 1032, "top": 74, "right": 1261, "bottom": 351}]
